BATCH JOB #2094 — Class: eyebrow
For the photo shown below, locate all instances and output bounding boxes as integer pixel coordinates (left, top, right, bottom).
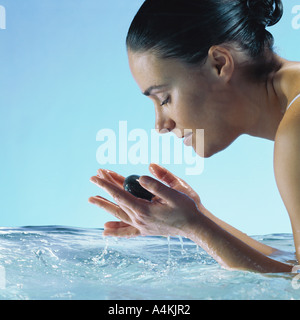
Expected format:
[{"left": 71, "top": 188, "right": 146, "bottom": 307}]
[{"left": 143, "top": 85, "right": 168, "bottom": 96}]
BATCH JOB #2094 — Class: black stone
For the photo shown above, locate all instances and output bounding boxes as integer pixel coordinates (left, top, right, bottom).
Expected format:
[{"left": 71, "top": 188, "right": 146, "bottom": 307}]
[{"left": 123, "top": 175, "right": 154, "bottom": 201}]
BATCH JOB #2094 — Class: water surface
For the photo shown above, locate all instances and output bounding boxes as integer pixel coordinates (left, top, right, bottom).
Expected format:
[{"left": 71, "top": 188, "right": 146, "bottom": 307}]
[{"left": 0, "top": 226, "right": 299, "bottom": 300}]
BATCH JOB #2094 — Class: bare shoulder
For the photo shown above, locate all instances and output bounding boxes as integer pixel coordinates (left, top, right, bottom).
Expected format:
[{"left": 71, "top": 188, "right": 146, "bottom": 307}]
[
  {"left": 274, "top": 59, "right": 300, "bottom": 155},
  {"left": 275, "top": 60, "right": 300, "bottom": 106}
]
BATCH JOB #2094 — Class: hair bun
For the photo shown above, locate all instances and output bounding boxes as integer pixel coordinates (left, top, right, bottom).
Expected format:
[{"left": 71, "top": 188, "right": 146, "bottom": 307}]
[{"left": 246, "top": 0, "right": 283, "bottom": 27}]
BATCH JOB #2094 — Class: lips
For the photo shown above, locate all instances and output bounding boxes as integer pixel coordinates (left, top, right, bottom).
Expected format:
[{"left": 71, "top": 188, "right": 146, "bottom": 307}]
[{"left": 183, "top": 133, "right": 193, "bottom": 146}]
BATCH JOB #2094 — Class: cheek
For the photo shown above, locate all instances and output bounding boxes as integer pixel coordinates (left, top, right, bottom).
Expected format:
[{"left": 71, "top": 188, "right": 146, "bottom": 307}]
[{"left": 173, "top": 94, "right": 205, "bottom": 127}]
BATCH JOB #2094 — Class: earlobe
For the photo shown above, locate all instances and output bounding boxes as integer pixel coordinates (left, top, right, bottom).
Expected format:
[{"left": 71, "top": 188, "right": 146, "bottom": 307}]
[{"left": 208, "top": 46, "right": 234, "bottom": 82}]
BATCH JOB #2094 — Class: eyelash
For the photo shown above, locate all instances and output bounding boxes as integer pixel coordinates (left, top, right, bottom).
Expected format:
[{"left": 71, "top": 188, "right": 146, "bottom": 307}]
[{"left": 160, "top": 97, "right": 170, "bottom": 107}]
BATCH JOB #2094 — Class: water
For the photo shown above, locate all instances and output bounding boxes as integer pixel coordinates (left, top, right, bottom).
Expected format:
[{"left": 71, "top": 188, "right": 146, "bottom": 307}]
[{"left": 0, "top": 226, "right": 299, "bottom": 300}]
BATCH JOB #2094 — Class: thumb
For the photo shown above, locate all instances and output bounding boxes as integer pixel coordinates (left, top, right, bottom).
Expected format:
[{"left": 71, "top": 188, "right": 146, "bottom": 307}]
[{"left": 139, "top": 175, "right": 177, "bottom": 203}]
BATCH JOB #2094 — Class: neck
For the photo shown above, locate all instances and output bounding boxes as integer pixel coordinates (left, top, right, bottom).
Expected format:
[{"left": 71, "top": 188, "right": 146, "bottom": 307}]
[{"left": 234, "top": 57, "right": 287, "bottom": 141}]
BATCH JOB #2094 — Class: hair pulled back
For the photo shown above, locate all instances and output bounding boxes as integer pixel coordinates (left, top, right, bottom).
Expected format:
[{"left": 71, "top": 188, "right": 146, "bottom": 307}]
[{"left": 126, "top": 0, "right": 283, "bottom": 75}]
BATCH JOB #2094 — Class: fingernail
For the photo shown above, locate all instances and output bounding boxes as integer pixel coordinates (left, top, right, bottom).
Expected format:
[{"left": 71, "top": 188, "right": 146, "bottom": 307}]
[
  {"left": 97, "top": 169, "right": 104, "bottom": 178},
  {"left": 90, "top": 177, "right": 98, "bottom": 184},
  {"left": 149, "top": 165, "right": 155, "bottom": 173}
]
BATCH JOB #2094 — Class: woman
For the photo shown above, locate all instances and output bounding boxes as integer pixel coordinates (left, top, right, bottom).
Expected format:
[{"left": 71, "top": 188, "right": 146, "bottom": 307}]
[{"left": 89, "top": 0, "right": 300, "bottom": 273}]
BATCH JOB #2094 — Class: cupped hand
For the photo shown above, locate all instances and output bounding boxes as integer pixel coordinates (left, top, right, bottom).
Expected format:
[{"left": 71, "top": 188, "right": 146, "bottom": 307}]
[{"left": 89, "top": 164, "right": 203, "bottom": 238}]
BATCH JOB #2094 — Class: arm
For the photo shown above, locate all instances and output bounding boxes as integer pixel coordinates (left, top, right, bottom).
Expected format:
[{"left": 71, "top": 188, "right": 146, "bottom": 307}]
[
  {"left": 274, "top": 100, "right": 300, "bottom": 262},
  {"left": 182, "top": 211, "right": 292, "bottom": 273},
  {"left": 199, "top": 207, "right": 279, "bottom": 257}
]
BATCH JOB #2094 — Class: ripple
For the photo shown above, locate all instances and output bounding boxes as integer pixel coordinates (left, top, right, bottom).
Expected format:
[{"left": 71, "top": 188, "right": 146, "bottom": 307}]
[{"left": 0, "top": 226, "right": 299, "bottom": 300}]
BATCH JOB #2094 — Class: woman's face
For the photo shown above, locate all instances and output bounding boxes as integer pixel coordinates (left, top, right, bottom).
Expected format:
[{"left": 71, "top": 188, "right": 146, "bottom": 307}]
[{"left": 128, "top": 50, "right": 243, "bottom": 158}]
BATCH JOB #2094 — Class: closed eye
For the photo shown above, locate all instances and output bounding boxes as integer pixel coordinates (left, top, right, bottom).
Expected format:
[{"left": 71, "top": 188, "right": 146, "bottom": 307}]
[{"left": 160, "top": 97, "right": 170, "bottom": 107}]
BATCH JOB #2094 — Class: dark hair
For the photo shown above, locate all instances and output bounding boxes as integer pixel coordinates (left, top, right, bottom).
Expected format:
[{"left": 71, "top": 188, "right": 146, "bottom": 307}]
[{"left": 126, "top": 0, "right": 283, "bottom": 76}]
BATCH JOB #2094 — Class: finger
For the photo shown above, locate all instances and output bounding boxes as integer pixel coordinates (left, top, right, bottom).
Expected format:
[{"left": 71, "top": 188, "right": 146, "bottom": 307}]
[
  {"left": 149, "top": 163, "right": 200, "bottom": 202},
  {"left": 149, "top": 163, "right": 186, "bottom": 188},
  {"left": 88, "top": 196, "right": 132, "bottom": 224},
  {"left": 98, "top": 169, "right": 124, "bottom": 190},
  {"left": 103, "top": 226, "right": 141, "bottom": 238},
  {"left": 90, "top": 176, "right": 148, "bottom": 213},
  {"left": 105, "top": 170, "right": 125, "bottom": 187},
  {"left": 104, "top": 221, "right": 131, "bottom": 229},
  {"left": 92, "top": 194, "right": 139, "bottom": 222},
  {"left": 139, "top": 175, "right": 179, "bottom": 203},
  {"left": 98, "top": 169, "right": 125, "bottom": 189}
]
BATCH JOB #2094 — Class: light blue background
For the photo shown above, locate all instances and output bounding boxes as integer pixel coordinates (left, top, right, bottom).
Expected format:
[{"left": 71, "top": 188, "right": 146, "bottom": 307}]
[{"left": 0, "top": 0, "right": 299, "bottom": 235}]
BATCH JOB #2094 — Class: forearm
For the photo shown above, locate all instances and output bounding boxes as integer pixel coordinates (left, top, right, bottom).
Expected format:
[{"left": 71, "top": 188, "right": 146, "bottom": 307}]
[
  {"left": 182, "top": 214, "right": 293, "bottom": 273},
  {"left": 200, "top": 206, "right": 278, "bottom": 256}
]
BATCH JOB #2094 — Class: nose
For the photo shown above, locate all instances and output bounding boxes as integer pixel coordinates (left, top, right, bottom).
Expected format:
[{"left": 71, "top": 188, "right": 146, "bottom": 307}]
[{"left": 155, "top": 108, "right": 175, "bottom": 134}]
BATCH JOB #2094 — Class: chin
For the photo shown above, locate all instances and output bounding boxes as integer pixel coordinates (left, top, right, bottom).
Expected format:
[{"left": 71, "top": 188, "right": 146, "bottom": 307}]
[
  {"left": 193, "top": 141, "right": 227, "bottom": 158},
  {"left": 191, "top": 130, "right": 238, "bottom": 158},
  {"left": 200, "top": 148, "right": 217, "bottom": 158},
  {"left": 193, "top": 144, "right": 213, "bottom": 158}
]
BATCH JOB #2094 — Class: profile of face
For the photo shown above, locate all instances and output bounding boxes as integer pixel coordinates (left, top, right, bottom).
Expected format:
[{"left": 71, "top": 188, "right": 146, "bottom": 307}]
[{"left": 128, "top": 48, "right": 245, "bottom": 158}]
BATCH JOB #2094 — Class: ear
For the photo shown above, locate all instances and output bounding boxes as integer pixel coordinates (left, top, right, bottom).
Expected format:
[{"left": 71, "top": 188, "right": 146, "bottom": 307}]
[{"left": 207, "top": 46, "right": 234, "bottom": 82}]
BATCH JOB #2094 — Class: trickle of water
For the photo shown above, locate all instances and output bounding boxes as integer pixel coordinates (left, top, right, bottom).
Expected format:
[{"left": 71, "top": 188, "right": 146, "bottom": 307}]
[
  {"left": 167, "top": 236, "right": 171, "bottom": 265},
  {"left": 97, "top": 237, "right": 109, "bottom": 264},
  {"left": 178, "top": 236, "right": 184, "bottom": 254}
]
